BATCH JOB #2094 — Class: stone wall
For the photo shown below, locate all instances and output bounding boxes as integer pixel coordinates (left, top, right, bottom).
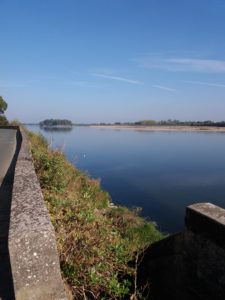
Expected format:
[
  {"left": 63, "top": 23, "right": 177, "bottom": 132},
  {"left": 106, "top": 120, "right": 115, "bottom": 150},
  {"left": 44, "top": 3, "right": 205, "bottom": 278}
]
[
  {"left": 8, "top": 128, "right": 66, "bottom": 300},
  {"left": 138, "top": 203, "right": 225, "bottom": 300}
]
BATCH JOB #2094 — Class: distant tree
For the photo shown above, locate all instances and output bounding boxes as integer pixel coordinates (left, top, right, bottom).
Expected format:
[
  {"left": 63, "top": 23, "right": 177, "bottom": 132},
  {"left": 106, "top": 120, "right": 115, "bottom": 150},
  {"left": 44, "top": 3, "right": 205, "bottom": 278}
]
[
  {"left": 0, "top": 96, "right": 8, "bottom": 125},
  {"left": 0, "top": 115, "right": 8, "bottom": 125},
  {"left": 136, "top": 120, "right": 157, "bottom": 126},
  {"left": 0, "top": 96, "right": 8, "bottom": 114},
  {"left": 40, "top": 119, "right": 73, "bottom": 127}
]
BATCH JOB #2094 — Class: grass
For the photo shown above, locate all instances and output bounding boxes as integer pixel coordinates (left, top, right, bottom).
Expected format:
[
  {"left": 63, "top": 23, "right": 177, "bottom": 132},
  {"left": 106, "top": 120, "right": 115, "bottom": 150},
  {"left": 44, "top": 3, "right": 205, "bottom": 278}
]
[{"left": 27, "top": 130, "right": 164, "bottom": 299}]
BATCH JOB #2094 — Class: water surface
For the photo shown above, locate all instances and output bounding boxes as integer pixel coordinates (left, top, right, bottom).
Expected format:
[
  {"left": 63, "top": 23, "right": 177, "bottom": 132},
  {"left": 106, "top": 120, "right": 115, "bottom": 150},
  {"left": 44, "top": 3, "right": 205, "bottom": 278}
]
[{"left": 26, "top": 125, "right": 225, "bottom": 233}]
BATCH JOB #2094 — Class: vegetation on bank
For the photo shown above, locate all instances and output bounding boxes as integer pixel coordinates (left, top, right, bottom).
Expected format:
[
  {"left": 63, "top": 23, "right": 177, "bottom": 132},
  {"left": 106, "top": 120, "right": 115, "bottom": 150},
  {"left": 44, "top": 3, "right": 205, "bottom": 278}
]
[
  {"left": 134, "top": 119, "right": 225, "bottom": 127},
  {"left": 92, "top": 119, "right": 225, "bottom": 127},
  {"left": 0, "top": 115, "right": 8, "bottom": 125},
  {"left": 0, "top": 96, "right": 8, "bottom": 125},
  {"left": 40, "top": 119, "right": 73, "bottom": 127},
  {"left": 27, "top": 130, "right": 164, "bottom": 299}
]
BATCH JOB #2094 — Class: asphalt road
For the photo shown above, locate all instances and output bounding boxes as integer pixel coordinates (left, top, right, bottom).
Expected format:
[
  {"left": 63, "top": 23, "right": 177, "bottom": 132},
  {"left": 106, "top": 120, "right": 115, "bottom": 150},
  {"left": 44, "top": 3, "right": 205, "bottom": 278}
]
[
  {"left": 0, "top": 129, "right": 17, "bottom": 186},
  {"left": 0, "top": 128, "right": 17, "bottom": 299}
]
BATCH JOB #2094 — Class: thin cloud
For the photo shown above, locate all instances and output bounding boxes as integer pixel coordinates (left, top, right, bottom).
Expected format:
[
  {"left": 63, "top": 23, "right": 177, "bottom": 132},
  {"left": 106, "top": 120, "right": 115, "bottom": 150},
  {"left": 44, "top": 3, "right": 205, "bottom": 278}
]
[
  {"left": 133, "top": 55, "right": 225, "bottom": 73},
  {"left": 184, "top": 80, "right": 225, "bottom": 88},
  {"left": 168, "top": 58, "right": 225, "bottom": 73},
  {"left": 152, "top": 84, "right": 176, "bottom": 92},
  {"left": 64, "top": 81, "right": 98, "bottom": 88},
  {"left": 93, "top": 73, "right": 143, "bottom": 85}
]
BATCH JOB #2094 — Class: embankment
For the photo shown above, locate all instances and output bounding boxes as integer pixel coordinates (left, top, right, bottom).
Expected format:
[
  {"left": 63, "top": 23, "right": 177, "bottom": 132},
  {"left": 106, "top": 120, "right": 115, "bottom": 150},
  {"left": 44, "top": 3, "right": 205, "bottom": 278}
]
[{"left": 28, "top": 129, "right": 163, "bottom": 299}]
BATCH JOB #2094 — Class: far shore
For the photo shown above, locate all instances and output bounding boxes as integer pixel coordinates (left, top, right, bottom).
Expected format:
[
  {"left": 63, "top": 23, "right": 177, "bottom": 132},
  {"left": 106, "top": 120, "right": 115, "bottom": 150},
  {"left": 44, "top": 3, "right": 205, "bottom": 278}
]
[{"left": 90, "top": 125, "right": 225, "bottom": 132}]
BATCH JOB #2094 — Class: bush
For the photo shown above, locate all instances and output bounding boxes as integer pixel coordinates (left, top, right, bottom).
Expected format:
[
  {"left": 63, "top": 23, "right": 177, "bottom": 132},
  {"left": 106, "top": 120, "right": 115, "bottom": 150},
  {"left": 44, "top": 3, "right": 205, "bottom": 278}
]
[{"left": 0, "top": 115, "right": 8, "bottom": 125}]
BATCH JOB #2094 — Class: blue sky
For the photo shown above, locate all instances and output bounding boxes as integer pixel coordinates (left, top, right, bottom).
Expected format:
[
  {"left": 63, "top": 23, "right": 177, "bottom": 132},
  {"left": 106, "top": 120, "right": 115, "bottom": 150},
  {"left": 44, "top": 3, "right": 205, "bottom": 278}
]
[{"left": 1, "top": 0, "right": 225, "bottom": 123}]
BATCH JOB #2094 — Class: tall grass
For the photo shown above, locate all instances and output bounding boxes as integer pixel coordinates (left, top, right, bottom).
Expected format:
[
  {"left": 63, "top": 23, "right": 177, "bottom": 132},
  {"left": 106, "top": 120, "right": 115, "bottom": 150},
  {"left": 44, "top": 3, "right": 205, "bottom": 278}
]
[{"left": 28, "top": 130, "right": 164, "bottom": 299}]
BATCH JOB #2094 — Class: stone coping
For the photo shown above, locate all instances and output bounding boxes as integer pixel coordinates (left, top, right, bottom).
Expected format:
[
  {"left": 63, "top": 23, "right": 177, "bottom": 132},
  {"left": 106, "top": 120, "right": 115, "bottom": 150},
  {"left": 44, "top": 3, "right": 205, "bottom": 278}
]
[
  {"left": 185, "top": 202, "right": 225, "bottom": 248},
  {"left": 8, "top": 127, "right": 67, "bottom": 300}
]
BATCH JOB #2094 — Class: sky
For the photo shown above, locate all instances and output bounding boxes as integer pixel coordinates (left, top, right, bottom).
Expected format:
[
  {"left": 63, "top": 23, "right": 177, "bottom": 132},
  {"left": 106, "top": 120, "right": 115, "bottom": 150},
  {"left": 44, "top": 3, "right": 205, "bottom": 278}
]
[{"left": 1, "top": 0, "right": 225, "bottom": 123}]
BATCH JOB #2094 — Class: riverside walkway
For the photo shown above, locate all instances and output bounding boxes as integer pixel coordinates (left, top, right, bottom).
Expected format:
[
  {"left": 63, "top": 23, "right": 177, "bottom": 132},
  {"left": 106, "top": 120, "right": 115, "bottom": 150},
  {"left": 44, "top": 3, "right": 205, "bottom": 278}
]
[{"left": 0, "top": 128, "right": 18, "bottom": 299}]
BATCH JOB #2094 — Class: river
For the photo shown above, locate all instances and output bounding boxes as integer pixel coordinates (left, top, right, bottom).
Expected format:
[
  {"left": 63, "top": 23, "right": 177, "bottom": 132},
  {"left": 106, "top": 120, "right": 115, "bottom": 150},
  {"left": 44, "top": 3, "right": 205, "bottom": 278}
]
[{"left": 26, "top": 125, "right": 225, "bottom": 233}]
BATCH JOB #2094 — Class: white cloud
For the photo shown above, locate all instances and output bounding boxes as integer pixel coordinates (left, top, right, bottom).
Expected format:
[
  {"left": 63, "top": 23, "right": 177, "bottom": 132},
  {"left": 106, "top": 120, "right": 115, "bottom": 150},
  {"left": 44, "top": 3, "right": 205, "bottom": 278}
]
[
  {"left": 168, "top": 58, "right": 225, "bottom": 72},
  {"left": 133, "top": 55, "right": 225, "bottom": 73},
  {"left": 184, "top": 80, "right": 225, "bottom": 88},
  {"left": 152, "top": 84, "right": 176, "bottom": 92},
  {"left": 92, "top": 73, "right": 143, "bottom": 85}
]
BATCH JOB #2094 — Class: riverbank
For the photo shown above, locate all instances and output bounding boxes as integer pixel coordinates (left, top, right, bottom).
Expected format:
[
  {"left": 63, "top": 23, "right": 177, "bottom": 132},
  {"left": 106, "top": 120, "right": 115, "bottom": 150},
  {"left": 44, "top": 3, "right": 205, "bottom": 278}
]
[
  {"left": 27, "top": 129, "right": 164, "bottom": 299},
  {"left": 90, "top": 125, "right": 225, "bottom": 132}
]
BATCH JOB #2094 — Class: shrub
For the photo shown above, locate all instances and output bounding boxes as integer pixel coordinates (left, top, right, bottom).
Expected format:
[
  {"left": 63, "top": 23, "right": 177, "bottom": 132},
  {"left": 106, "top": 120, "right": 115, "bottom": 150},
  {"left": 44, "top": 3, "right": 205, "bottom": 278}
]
[{"left": 0, "top": 115, "right": 8, "bottom": 125}]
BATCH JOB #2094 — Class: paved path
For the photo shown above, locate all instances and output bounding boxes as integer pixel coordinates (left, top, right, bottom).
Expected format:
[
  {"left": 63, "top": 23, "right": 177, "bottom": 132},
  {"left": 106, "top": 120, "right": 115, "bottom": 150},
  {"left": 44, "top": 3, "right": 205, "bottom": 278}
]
[
  {"left": 0, "top": 129, "right": 17, "bottom": 186},
  {"left": 0, "top": 128, "right": 17, "bottom": 300}
]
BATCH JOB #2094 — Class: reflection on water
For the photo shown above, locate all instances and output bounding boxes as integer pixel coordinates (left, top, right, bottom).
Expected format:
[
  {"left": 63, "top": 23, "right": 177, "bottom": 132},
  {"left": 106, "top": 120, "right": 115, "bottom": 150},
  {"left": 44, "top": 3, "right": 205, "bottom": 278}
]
[
  {"left": 41, "top": 127, "right": 73, "bottom": 132},
  {"left": 26, "top": 125, "right": 225, "bottom": 233}
]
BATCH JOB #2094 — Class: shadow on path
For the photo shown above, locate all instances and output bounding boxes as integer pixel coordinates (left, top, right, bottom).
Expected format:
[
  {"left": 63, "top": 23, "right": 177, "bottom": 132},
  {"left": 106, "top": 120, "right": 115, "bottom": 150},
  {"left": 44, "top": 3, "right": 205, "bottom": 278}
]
[{"left": 0, "top": 130, "right": 21, "bottom": 300}]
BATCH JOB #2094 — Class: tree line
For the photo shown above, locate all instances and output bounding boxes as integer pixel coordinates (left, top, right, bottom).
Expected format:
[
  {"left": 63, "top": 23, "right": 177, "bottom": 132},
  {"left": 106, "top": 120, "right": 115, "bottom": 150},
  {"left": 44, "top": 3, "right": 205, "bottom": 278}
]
[
  {"left": 133, "top": 119, "right": 225, "bottom": 127},
  {"left": 96, "top": 119, "right": 225, "bottom": 127}
]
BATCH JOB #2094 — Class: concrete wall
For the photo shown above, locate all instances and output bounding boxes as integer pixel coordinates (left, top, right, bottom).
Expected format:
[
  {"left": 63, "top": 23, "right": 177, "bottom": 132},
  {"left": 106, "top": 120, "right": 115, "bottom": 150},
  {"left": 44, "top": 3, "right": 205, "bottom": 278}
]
[
  {"left": 8, "top": 128, "right": 67, "bottom": 300},
  {"left": 138, "top": 203, "right": 225, "bottom": 300}
]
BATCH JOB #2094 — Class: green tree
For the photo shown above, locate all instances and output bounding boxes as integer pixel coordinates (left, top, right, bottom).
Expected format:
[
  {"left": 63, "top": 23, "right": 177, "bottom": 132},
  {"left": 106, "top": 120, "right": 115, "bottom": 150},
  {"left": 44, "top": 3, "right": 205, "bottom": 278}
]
[{"left": 0, "top": 96, "right": 8, "bottom": 114}]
